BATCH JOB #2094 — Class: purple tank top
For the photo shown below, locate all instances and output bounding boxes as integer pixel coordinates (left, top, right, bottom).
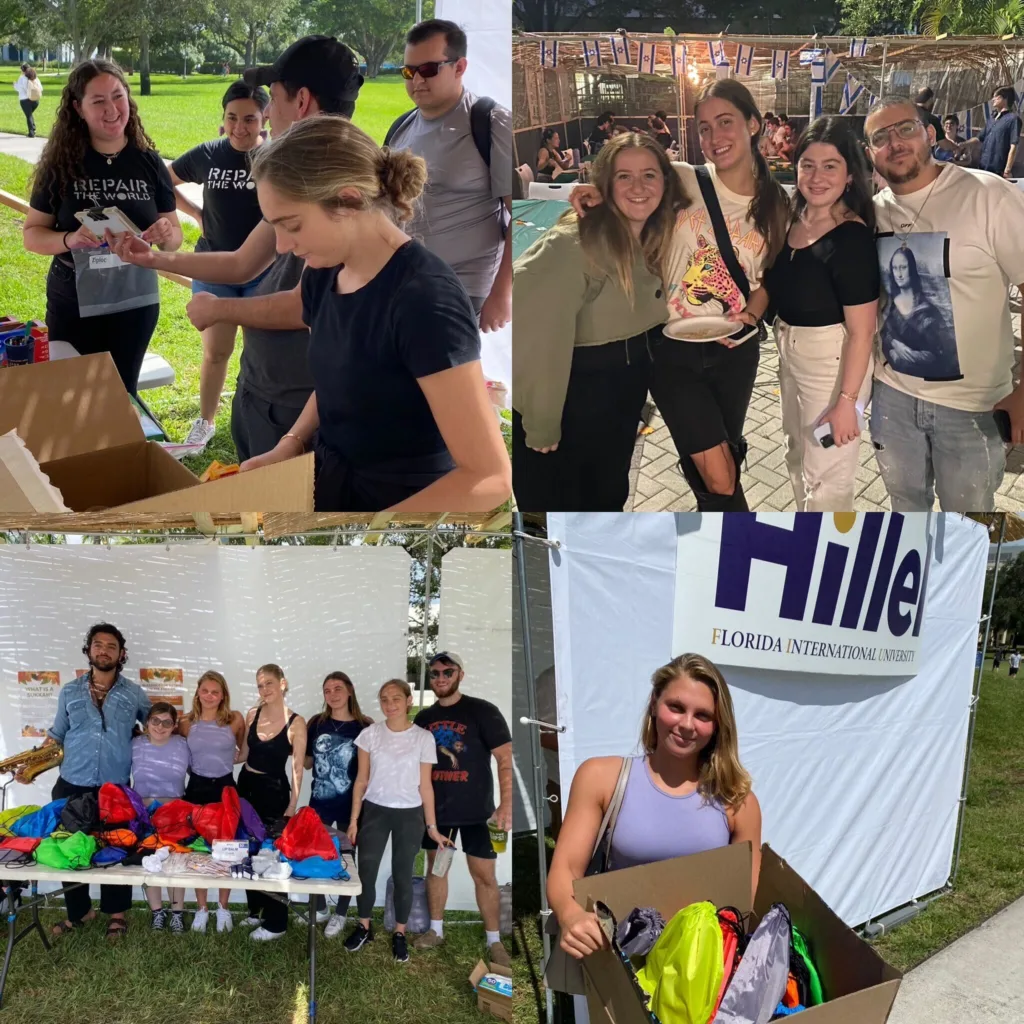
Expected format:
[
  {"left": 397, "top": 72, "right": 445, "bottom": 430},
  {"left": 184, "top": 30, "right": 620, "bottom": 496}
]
[
  {"left": 608, "top": 756, "right": 731, "bottom": 870},
  {"left": 187, "top": 717, "right": 237, "bottom": 778}
]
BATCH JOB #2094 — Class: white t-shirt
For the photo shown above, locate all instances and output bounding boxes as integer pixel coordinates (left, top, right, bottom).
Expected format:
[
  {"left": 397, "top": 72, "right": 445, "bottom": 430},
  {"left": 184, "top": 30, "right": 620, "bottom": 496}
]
[
  {"left": 662, "top": 162, "right": 768, "bottom": 337},
  {"left": 13, "top": 76, "right": 41, "bottom": 101},
  {"left": 1011, "top": 653, "right": 1021, "bottom": 669},
  {"left": 873, "top": 164, "right": 1024, "bottom": 412},
  {"left": 355, "top": 721, "right": 437, "bottom": 809}
]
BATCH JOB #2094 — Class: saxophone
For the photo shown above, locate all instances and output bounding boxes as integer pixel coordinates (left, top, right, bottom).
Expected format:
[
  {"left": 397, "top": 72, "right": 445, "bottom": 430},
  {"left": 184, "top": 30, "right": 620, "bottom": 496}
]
[{"left": 0, "top": 744, "right": 64, "bottom": 782}]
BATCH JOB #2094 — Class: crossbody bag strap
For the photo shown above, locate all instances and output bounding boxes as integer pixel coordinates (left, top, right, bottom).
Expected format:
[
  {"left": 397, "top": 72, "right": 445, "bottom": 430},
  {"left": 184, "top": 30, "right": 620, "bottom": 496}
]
[
  {"left": 591, "top": 755, "right": 632, "bottom": 873},
  {"left": 694, "top": 164, "right": 751, "bottom": 301}
]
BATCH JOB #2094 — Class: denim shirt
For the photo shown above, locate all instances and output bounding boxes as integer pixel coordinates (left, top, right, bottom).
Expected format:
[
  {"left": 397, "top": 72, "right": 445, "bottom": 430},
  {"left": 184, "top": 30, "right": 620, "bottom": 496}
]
[{"left": 47, "top": 673, "right": 151, "bottom": 787}]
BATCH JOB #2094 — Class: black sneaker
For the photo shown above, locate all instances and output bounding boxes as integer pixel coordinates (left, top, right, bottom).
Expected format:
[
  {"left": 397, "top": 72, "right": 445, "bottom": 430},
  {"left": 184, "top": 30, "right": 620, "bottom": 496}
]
[
  {"left": 343, "top": 922, "right": 373, "bottom": 952},
  {"left": 151, "top": 908, "right": 167, "bottom": 931},
  {"left": 392, "top": 932, "right": 409, "bottom": 962}
]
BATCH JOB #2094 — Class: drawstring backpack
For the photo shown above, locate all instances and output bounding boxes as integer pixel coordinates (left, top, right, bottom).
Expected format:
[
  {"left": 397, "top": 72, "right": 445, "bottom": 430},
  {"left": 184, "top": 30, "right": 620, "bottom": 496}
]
[
  {"left": 712, "top": 903, "right": 792, "bottom": 1024},
  {"left": 12, "top": 799, "right": 68, "bottom": 838},
  {"left": 791, "top": 926, "right": 824, "bottom": 1007},
  {"left": 635, "top": 902, "right": 725, "bottom": 1024},
  {"left": 34, "top": 832, "right": 98, "bottom": 870},
  {"left": 275, "top": 806, "right": 337, "bottom": 862},
  {"left": 713, "top": 908, "right": 746, "bottom": 1020},
  {"left": 0, "top": 806, "right": 39, "bottom": 837},
  {"left": 61, "top": 792, "right": 99, "bottom": 834}
]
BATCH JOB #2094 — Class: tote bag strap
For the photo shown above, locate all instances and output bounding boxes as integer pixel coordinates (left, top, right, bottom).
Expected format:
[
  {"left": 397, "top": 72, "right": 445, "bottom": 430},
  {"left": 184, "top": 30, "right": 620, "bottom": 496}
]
[{"left": 588, "top": 755, "right": 632, "bottom": 874}]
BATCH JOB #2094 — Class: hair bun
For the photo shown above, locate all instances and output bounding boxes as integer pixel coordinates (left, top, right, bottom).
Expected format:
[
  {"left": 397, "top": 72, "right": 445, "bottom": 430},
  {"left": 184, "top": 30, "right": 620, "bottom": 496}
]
[{"left": 378, "top": 148, "right": 427, "bottom": 224}]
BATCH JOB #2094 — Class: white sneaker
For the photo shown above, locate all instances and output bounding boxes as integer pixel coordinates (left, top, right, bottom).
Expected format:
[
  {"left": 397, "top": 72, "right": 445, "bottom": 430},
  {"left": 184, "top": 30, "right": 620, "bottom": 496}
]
[
  {"left": 250, "top": 926, "right": 285, "bottom": 941},
  {"left": 184, "top": 417, "right": 216, "bottom": 448},
  {"left": 216, "top": 907, "right": 233, "bottom": 933},
  {"left": 316, "top": 908, "right": 331, "bottom": 924},
  {"left": 191, "top": 909, "right": 209, "bottom": 934},
  {"left": 324, "top": 914, "right": 346, "bottom": 939},
  {"left": 240, "top": 916, "right": 262, "bottom": 928}
]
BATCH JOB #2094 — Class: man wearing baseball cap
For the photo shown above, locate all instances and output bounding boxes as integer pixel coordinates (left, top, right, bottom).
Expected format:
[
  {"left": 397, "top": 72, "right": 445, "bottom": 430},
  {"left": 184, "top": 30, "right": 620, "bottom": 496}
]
[
  {"left": 113, "top": 36, "right": 363, "bottom": 462},
  {"left": 413, "top": 652, "right": 512, "bottom": 965}
]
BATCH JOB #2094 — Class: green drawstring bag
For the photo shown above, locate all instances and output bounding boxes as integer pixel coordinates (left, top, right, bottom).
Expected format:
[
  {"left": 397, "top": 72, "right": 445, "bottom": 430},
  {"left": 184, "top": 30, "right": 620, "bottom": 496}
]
[
  {"left": 34, "top": 832, "right": 98, "bottom": 870},
  {"left": 636, "top": 901, "right": 724, "bottom": 1024},
  {"left": 792, "top": 926, "right": 824, "bottom": 1006},
  {"left": 189, "top": 836, "right": 211, "bottom": 854},
  {"left": 0, "top": 805, "right": 40, "bottom": 837}
]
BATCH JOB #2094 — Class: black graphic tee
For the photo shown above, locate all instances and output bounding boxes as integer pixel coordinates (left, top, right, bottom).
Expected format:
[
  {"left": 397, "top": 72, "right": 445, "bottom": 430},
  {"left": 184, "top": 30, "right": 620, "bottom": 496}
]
[
  {"left": 171, "top": 138, "right": 263, "bottom": 253},
  {"left": 308, "top": 717, "right": 364, "bottom": 816},
  {"left": 30, "top": 143, "right": 176, "bottom": 237},
  {"left": 414, "top": 694, "right": 511, "bottom": 826}
]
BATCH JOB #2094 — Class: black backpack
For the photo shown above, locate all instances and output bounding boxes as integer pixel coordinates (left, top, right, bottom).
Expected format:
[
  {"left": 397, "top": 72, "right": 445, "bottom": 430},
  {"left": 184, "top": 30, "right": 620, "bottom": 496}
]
[{"left": 384, "top": 96, "right": 497, "bottom": 167}]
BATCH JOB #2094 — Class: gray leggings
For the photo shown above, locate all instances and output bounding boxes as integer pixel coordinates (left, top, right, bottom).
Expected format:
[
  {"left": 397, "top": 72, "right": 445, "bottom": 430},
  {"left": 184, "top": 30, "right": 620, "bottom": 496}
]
[{"left": 356, "top": 800, "right": 424, "bottom": 923}]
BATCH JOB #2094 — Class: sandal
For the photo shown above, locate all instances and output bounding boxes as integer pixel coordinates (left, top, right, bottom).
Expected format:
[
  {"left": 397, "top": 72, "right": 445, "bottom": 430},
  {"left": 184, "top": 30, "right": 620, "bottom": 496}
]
[
  {"left": 51, "top": 920, "right": 80, "bottom": 938},
  {"left": 106, "top": 917, "right": 127, "bottom": 940}
]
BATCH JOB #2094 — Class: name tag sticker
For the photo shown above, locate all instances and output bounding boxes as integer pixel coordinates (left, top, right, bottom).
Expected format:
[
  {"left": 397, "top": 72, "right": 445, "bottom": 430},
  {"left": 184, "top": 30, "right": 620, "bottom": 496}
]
[{"left": 89, "top": 253, "right": 124, "bottom": 270}]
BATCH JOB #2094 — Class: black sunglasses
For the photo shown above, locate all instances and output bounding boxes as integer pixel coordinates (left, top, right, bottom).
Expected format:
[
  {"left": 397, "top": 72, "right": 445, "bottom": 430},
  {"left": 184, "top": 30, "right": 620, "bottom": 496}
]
[
  {"left": 400, "top": 59, "right": 457, "bottom": 80},
  {"left": 430, "top": 667, "right": 458, "bottom": 679}
]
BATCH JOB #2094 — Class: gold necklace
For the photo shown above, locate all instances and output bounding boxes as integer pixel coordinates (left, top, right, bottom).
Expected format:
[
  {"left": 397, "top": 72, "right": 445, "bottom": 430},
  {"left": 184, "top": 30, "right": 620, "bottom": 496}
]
[{"left": 892, "top": 170, "right": 942, "bottom": 248}]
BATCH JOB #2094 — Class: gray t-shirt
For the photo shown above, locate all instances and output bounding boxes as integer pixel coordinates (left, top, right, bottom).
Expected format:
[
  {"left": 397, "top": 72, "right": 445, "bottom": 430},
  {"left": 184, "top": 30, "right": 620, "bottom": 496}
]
[
  {"left": 389, "top": 90, "right": 511, "bottom": 299},
  {"left": 238, "top": 251, "right": 313, "bottom": 408}
]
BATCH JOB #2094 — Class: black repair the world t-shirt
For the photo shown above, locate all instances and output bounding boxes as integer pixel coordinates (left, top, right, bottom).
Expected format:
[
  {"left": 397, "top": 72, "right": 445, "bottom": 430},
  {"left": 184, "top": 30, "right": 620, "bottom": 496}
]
[
  {"left": 30, "top": 143, "right": 176, "bottom": 236},
  {"left": 413, "top": 694, "right": 511, "bottom": 826},
  {"left": 300, "top": 240, "right": 481, "bottom": 467},
  {"left": 171, "top": 138, "right": 263, "bottom": 253}
]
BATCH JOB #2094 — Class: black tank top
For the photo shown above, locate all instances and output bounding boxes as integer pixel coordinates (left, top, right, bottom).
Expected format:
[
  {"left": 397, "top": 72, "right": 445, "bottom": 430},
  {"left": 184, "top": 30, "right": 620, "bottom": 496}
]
[{"left": 246, "top": 706, "right": 298, "bottom": 776}]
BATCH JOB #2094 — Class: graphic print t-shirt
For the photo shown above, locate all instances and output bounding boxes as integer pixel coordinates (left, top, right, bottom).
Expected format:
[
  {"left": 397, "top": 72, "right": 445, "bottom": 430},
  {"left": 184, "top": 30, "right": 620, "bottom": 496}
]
[
  {"left": 873, "top": 164, "right": 1024, "bottom": 412},
  {"left": 308, "top": 717, "right": 364, "bottom": 809},
  {"left": 662, "top": 162, "right": 767, "bottom": 338},
  {"left": 414, "top": 695, "right": 511, "bottom": 826},
  {"left": 30, "top": 144, "right": 176, "bottom": 238},
  {"left": 171, "top": 137, "right": 264, "bottom": 253}
]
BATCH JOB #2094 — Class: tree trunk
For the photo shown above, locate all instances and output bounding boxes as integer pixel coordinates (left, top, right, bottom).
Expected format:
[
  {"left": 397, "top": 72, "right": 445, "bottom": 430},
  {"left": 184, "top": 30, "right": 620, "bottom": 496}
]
[
  {"left": 139, "top": 32, "right": 151, "bottom": 96},
  {"left": 245, "top": 29, "right": 255, "bottom": 69}
]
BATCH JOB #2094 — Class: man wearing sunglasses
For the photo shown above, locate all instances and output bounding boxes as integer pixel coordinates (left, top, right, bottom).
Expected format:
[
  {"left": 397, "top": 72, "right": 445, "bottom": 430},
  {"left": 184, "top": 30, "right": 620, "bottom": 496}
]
[
  {"left": 864, "top": 98, "right": 1024, "bottom": 511},
  {"left": 384, "top": 19, "right": 512, "bottom": 335},
  {"left": 22, "top": 624, "right": 151, "bottom": 939},
  {"left": 413, "top": 652, "right": 513, "bottom": 965}
]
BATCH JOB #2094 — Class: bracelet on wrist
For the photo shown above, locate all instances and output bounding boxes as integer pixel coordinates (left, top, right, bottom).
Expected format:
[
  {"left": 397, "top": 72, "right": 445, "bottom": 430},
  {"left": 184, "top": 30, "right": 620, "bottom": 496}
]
[
  {"left": 282, "top": 431, "right": 305, "bottom": 452},
  {"left": 839, "top": 390, "right": 858, "bottom": 403},
  {"left": 63, "top": 231, "right": 71, "bottom": 252}
]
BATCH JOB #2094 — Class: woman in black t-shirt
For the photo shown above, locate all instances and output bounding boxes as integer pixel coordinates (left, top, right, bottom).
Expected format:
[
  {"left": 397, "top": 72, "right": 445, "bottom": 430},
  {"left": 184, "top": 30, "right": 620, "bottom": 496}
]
[
  {"left": 239, "top": 116, "right": 511, "bottom": 512},
  {"left": 23, "top": 59, "right": 181, "bottom": 395},
  {"left": 758, "top": 116, "right": 880, "bottom": 511}
]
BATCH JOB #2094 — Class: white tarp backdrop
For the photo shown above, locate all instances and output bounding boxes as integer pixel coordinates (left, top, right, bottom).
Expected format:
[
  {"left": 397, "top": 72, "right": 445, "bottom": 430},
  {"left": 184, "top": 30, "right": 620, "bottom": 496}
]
[
  {"left": 0, "top": 543, "right": 508, "bottom": 909},
  {"left": 436, "top": 0, "right": 512, "bottom": 394},
  {"left": 547, "top": 512, "right": 986, "bottom": 928}
]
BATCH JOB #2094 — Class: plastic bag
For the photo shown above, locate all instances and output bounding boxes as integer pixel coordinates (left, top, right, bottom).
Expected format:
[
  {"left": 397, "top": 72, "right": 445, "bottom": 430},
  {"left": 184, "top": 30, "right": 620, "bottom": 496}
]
[{"left": 72, "top": 247, "right": 159, "bottom": 318}]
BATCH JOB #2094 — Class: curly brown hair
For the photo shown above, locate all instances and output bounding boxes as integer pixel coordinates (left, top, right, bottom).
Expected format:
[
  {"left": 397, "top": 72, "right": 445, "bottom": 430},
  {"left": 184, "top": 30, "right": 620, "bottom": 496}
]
[{"left": 31, "top": 59, "right": 155, "bottom": 202}]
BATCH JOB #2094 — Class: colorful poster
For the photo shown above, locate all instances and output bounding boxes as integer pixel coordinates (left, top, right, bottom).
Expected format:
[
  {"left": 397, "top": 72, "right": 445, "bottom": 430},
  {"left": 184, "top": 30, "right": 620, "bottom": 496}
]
[
  {"left": 139, "top": 667, "right": 185, "bottom": 711},
  {"left": 17, "top": 671, "right": 60, "bottom": 738}
]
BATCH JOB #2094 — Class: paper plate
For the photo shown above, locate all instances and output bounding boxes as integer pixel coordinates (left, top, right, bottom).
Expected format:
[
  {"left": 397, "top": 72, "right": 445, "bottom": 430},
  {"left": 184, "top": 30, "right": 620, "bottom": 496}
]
[{"left": 662, "top": 316, "right": 737, "bottom": 342}]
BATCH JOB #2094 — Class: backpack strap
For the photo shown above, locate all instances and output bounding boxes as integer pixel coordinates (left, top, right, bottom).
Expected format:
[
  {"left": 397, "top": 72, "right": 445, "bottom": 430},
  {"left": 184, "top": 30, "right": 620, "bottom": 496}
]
[
  {"left": 383, "top": 109, "right": 417, "bottom": 149},
  {"left": 693, "top": 164, "right": 750, "bottom": 301},
  {"left": 469, "top": 96, "right": 497, "bottom": 167}
]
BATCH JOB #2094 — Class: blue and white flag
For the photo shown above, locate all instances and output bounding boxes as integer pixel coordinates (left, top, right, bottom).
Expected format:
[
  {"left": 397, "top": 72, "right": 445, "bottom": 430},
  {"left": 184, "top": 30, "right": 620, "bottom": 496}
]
[
  {"left": 734, "top": 44, "right": 754, "bottom": 76},
  {"left": 771, "top": 50, "right": 790, "bottom": 80},
  {"left": 848, "top": 38, "right": 868, "bottom": 58},
  {"left": 609, "top": 35, "right": 629, "bottom": 65},
  {"left": 811, "top": 48, "right": 841, "bottom": 85},
  {"left": 840, "top": 74, "right": 864, "bottom": 115},
  {"left": 708, "top": 40, "right": 728, "bottom": 67},
  {"left": 539, "top": 40, "right": 558, "bottom": 69},
  {"left": 637, "top": 42, "right": 657, "bottom": 74},
  {"left": 671, "top": 44, "right": 687, "bottom": 79},
  {"left": 964, "top": 109, "right": 973, "bottom": 136},
  {"left": 983, "top": 100, "right": 993, "bottom": 122},
  {"left": 582, "top": 40, "right": 602, "bottom": 69}
]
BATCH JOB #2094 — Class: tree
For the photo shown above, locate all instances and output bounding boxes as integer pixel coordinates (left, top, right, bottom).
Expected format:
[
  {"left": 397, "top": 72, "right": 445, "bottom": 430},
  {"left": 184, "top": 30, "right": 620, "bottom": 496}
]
[
  {"left": 312, "top": 0, "right": 426, "bottom": 78},
  {"left": 983, "top": 552, "right": 1024, "bottom": 643},
  {"left": 208, "top": 0, "right": 298, "bottom": 69},
  {"left": 910, "top": 0, "right": 1024, "bottom": 33},
  {"left": 20, "top": 0, "right": 109, "bottom": 62}
]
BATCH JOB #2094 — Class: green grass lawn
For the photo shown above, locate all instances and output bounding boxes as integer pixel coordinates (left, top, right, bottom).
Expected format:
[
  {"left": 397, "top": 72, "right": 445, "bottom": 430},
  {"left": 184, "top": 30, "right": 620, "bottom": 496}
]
[
  {"left": 513, "top": 664, "right": 1024, "bottom": 1019},
  {"left": 0, "top": 71, "right": 412, "bottom": 157}
]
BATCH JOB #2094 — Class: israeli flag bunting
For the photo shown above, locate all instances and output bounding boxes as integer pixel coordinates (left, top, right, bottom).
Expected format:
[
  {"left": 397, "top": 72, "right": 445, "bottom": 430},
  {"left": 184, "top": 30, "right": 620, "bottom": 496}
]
[
  {"left": 671, "top": 44, "right": 687, "bottom": 79},
  {"left": 610, "top": 35, "right": 629, "bottom": 65},
  {"left": 771, "top": 50, "right": 790, "bottom": 80},
  {"left": 848, "top": 38, "right": 868, "bottom": 58},
  {"left": 637, "top": 42, "right": 657, "bottom": 74},
  {"left": 983, "top": 100, "right": 993, "bottom": 122},
  {"left": 734, "top": 44, "right": 754, "bottom": 76},
  {"left": 708, "top": 40, "right": 728, "bottom": 67},
  {"left": 964, "top": 109, "right": 973, "bottom": 136},
  {"left": 582, "top": 40, "right": 602, "bottom": 69},
  {"left": 539, "top": 40, "right": 558, "bottom": 69},
  {"left": 840, "top": 74, "right": 864, "bottom": 115}
]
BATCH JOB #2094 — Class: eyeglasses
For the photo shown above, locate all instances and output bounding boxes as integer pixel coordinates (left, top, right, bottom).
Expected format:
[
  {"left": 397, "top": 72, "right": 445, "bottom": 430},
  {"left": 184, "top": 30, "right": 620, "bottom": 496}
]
[
  {"left": 430, "top": 667, "right": 458, "bottom": 679},
  {"left": 867, "top": 119, "right": 924, "bottom": 150},
  {"left": 149, "top": 717, "right": 174, "bottom": 728},
  {"left": 401, "top": 60, "right": 457, "bottom": 80}
]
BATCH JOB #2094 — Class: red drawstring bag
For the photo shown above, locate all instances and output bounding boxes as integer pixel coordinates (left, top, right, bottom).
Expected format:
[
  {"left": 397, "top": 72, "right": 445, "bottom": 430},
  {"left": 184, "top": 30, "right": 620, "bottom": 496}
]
[
  {"left": 98, "top": 782, "right": 135, "bottom": 826},
  {"left": 711, "top": 907, "right": 744, "bottom": 1022},
  {"left": 192, "top": 786, "right": 242, "bottom": 843},
  {"left": 0, "top": 837, "right": 41, "bottom": 853},
  {"left": 151, "top": 800, "right": 197, "bottom": 844},
  {"left": 274, "top": 806, "right": 337, "bottom": 861}
]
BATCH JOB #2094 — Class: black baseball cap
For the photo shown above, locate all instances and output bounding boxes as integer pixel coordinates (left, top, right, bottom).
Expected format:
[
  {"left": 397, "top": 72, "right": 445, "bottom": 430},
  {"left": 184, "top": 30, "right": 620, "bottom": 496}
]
[{"left": 244, "top": 36, "right": 363, "bottom": 112}]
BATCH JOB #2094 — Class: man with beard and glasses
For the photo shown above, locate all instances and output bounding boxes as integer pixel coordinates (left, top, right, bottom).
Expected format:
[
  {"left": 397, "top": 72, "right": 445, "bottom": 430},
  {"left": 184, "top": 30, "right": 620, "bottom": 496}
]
[
  {"left": 18, "top": 623, "right": 151, "bottom": 940},
  {"left": 412, "top": 652, "right": 512, "bottom": 965},
  {"left": 864, "top": 98, "right": 1024, "bottom": 511}
]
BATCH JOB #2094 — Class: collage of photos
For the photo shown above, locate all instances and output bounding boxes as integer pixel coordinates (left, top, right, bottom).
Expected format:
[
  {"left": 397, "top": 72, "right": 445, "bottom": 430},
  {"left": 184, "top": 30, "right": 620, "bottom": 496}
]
[{"left": 1, "top": 1, "right": 1024, "bottom": 1023}]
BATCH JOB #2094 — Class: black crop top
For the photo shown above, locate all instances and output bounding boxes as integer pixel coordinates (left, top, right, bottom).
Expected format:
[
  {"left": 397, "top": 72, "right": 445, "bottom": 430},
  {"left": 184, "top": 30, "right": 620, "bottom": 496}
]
[
  {"left": 763, "top": 220, "right": 880, "bottom": 328},
  {"left": 246, "top": 706, "right": 298, "bottom": 776}
]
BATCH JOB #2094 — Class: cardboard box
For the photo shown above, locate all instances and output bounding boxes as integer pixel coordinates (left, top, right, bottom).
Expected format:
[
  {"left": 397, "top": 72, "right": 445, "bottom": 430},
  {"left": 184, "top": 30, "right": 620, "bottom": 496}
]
[
  {"left": 576, "top": 843, "right": 901, "bottom": 1024},
  {"left": 0, "top": 352, "right": 313, "bottom": 512},
  {"left": 469, "top": 961, "right": 513, "bottom": 1021}
]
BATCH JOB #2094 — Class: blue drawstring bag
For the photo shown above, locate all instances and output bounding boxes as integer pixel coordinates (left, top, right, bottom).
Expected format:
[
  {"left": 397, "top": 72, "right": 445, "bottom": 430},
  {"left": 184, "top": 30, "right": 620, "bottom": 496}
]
[
  {"left": 286, "top": 837, "right": 350, "bottom": 880},
  {"left": 12, "top": 799, "right": 68, "bottom": 838},
  {"left": 92, "top": 846, "right": 129, "bottom": 867}
]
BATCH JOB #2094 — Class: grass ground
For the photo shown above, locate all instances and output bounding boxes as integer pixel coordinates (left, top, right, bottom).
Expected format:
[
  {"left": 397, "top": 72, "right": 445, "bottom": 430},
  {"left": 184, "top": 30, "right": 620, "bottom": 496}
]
[
  {"left": 512, "top": 663, "right": 1024, "bottom": 1020},
  {"left": 0, "top": 71, "right": 412, "bottom": 158}
]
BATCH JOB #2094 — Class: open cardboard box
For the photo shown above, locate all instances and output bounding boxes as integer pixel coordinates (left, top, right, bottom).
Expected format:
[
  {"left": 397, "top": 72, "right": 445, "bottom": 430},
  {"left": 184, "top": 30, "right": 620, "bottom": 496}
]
[
  {"left": 0, "top": 352, "right": 313, "bottom": 512},
  {"left": 469, "top": 961, "right": 513, "bottom": 1021},
  {"left": 577, "top": 843, "right": 901, "bottom": 1024}
]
